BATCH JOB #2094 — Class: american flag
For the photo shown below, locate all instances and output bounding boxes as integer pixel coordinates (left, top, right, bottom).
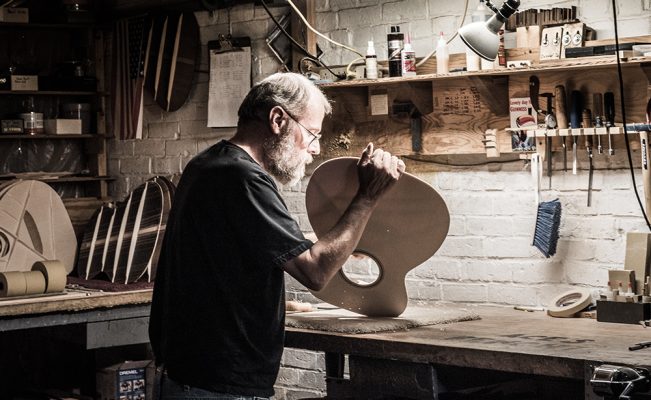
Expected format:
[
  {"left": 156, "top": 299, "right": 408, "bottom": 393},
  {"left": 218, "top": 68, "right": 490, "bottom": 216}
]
[{"left": 112, "top": 16, "right": 150, "bottom": 140}]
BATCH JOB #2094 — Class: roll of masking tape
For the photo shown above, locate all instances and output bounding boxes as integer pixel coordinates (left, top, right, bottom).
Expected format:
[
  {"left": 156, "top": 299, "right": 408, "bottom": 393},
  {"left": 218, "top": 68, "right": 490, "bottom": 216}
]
[
  {"left": 547, "top": 289, "right": 593, "bottom": 317},
  {"left": 32, "top": 260, "right": 67, "bottom": 293},
  {"left": 0, "top": 271, "right": 28, "bottom": 297},
  {"left": 24, "top": 270, "right": 47, "bottom": 295}
]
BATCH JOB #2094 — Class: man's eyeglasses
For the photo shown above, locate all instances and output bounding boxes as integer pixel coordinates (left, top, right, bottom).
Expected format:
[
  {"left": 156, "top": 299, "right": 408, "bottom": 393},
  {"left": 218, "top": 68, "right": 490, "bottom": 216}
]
[{"left": 283, "top": 109, "right": 322, "bottom": 147}]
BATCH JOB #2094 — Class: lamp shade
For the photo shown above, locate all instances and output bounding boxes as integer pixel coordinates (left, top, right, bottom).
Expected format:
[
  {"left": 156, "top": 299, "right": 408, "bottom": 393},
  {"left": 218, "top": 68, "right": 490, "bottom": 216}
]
[{"left": 459, "top": 20, "right": 500, "bottom": 61}]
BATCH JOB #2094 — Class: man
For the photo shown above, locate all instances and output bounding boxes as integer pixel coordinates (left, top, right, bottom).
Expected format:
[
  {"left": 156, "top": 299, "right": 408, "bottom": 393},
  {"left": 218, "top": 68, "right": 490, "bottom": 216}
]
[{"left": 149, "top": 72, "right": 405, "bottom": 399}]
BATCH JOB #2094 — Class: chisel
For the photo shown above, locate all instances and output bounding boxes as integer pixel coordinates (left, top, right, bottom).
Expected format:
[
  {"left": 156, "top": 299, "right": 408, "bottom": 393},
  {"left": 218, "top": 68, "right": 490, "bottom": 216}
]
[
  {"left": 605, "top": 92, "right": 615, "bottom": 155},
  {"left": 583, "top": 109, "right": 594, "bottom": 206},
  {"left": 555, "top": 85, "right": 568, "bottom": 171},
  {"left": 570, "top": 91, "right": 583, "bottom": 175},
  {"left": 593, "top": 93, "right": 604, "bottom": 154},
  {"left": 638, "top": 99, "right": 651, "bottom": 215}
]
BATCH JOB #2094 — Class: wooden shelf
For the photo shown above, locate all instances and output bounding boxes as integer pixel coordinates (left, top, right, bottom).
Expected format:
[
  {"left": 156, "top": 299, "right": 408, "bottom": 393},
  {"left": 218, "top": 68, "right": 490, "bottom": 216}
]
[
  {"left": 0, "top": 90, "right": 105, "bottom": 96},
  {"left": 317, "top": 56, "right": 651, "bottom": 89},
  {"left": 0, "top": 175, "right": 113, "bottom": 183},
  {"left": 0, "top": 22, "right": 94, "bottom": 29},
  {"left": 0, "top": 134, "right": 103, "bottom": 139}
]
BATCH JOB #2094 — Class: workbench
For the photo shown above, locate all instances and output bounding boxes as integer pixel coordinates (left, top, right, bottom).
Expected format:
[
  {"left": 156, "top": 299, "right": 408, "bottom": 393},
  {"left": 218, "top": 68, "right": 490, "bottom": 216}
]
[
  {"left": 0, "top": 289, "right": 152, "bottom": 396},
  {"left": 285, "top": 304, "right": 651, "bottom": 400}
]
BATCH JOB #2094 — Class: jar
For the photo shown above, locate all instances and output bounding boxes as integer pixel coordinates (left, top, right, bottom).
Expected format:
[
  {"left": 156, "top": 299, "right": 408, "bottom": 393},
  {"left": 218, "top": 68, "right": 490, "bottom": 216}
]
[{"left": 19, "top": 112, "right": 44, "bottom": 135}]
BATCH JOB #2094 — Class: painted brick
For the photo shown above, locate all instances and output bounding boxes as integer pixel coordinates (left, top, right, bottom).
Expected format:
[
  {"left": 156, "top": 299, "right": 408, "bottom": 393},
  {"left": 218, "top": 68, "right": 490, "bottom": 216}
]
[
  {"left": 465, "top": 216, "right": 517, "bottom": 236},
  {"left": 316, "top": 11, "right": 337, "bottom": 32},
  {"left": 444, "top": 193, "right": 496, "bottom": 216},
  {"left": 120, "top": 157, "right": 151, "bottom": 175},
  {"left": 447, "top": 215, "right": 466, "bottom": 236},
  {"left": 147, "top": 121, "right": 179, "bottom": 139},
  {"left": 179, "top": 120, "right": 217, "bottom": 138},
  {"left": 153, "top": 157, "right": 181, "bottom": 175},
  {"left": 281, "top": 348, "right": 323, "bottom": 370},
  {"left": 483, "top": 236, "right": 540, "bottom": 258},
  {"left": 339, "top": 6, "right": 383, "bottom": 30},
  {"left": 165, "top": 139, "right": 198, "bottom": 157},
  {"left": 487, "top": 284, "right": 538, "bottom": 306},
  {"left": 511, "top": 259, "right": 564, "bottom": 284},
  {"left": 133, "top": 140, "right": 165, "bottom": 157},
  {"left": 108, "top": 140, "right": 134, "bottom": 157},
  {"left": 458, "top": 260, "right": 514, "bottom": 283},
  {"left": 441, "top": 283, "right": 487, "bottom": 302},
  {"left": 437, "top": 236, "right": 486, "bottom": 257},
  {"left": 382, "top": 0, "right": 427, "bottom": 22},
  {"left": 490, "top": 192, "right": 537, "bottom": 216},
  {"left": 561, "top": 216, "right": 618, "bottom": 240},
  {"left": 565, "top": 262, "right": 609, "bottom": 286},
  {"left": 406, "top": 280, "right": 442, "bottom": 300}
]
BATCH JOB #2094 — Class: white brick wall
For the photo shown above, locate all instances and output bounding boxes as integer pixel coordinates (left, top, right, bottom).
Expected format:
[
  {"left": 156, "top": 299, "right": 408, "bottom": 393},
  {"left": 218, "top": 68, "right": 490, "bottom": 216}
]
[{"left": 106, "top": 1, "right": 651, "bottom": 398}]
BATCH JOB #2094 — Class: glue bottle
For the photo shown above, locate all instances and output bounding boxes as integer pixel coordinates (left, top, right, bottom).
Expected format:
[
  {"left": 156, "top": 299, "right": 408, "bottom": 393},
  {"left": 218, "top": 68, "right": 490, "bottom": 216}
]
[
  {"left": 400, "top": 33, "right": 416, "bottom": 76},
  {"left": 365, "top": 40, "right": 378, "bottom": 79},
  {"left": 436, "top": 32, "right": 449, "bottom": 75},
  {"left": 387, "top": 26, "right": 404, "bottom": 77}
]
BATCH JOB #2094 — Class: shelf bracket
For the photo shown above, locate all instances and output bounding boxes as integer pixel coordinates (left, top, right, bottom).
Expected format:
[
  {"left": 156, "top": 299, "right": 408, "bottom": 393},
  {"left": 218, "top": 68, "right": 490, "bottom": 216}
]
[{"left": 468, "top": 75, "right": 509, "bottom": 116}]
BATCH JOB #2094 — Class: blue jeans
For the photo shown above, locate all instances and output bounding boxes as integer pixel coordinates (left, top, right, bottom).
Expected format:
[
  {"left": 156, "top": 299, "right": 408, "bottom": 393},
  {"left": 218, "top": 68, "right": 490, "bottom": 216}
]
[{"left": 159, "top": 374, "right": 270, "bottom": 400}]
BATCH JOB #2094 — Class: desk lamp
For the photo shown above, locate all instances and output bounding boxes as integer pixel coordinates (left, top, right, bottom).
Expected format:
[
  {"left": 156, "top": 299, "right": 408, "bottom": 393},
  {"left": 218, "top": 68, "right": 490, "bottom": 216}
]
[{"left": 459, "top": 0, "right": 520, "bottom": 61}]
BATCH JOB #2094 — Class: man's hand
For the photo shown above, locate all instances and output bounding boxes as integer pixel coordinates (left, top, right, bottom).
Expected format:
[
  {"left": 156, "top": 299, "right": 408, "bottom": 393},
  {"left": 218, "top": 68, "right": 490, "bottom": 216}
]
[{"left": 357, "top": 143, "right": 405, "bottom": 202}]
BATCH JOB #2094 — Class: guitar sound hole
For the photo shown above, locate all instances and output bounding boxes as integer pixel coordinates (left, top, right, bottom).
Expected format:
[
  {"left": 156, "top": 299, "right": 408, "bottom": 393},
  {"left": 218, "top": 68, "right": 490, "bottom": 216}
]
[{"left": 341, "top": 252, "right": 381, "bottom": 287}]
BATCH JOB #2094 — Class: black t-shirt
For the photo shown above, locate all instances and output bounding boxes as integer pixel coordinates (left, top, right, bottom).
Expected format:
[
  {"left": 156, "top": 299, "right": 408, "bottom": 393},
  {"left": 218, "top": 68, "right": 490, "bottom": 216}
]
[{"left": 149, "top": 140, "right": 312, "bottom": 397}]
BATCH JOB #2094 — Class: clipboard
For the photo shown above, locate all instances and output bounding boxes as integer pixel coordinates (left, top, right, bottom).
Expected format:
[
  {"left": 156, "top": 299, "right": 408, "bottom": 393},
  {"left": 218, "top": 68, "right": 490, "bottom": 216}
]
[{"left": 207, "top": 35, "right": 252, "bottom": 128}]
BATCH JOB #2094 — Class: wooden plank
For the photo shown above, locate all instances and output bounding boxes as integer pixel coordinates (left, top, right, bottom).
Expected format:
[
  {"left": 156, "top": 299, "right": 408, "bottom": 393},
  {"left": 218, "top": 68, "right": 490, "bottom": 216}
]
[
  {"left": 0, "top": 289, "right": 152, "bottom": 318},
  {"left": 291, "top": 0, "right": 317, "bottom": 72}
]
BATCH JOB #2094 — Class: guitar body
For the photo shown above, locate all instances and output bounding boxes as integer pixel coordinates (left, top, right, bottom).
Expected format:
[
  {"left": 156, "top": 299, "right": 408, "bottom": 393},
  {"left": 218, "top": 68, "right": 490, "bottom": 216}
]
[
  {"left": 306, "top": 158, "right": 450, "bottom": 317},
  {"left": 0, "top": 180, "right": 76, "bottom": 273}
]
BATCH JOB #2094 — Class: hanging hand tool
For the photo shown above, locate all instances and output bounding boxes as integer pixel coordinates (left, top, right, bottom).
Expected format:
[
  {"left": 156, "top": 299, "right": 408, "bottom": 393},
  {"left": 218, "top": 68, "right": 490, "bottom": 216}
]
[
  {"left": 555, "top": 85, "right": 569, "bottom": 172},
  {"left": 583, "top": 109, "right": 594, "bottom": 206},
  {"left": 530, "top": 76, "right": 557, "bottom": 189},
  {"left": 593, "top": 93, "right": 604, "bottom": 154},
  {"left": 605, "top": 91, "right": 615, "bottom": 156},
  {"left": 633, "top": 99, "right": 651, "bottom": 215},
  {"left": 570, "top": 90, "right": 583, "bottom": 175}
]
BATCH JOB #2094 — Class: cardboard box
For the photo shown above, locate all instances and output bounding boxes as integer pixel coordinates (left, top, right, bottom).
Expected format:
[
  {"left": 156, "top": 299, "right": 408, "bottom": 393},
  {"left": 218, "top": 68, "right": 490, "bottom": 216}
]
[
  {"left": 1, "top": 119, "right": 23, "bottom": 134},
  {"left": 10, "top": 75, "right": 38, "bottom": 91},
  {"left": 44, "top": 119, "right": 82, "bottom": 135},
  {"left": 96, "top": 360, "right": 155, "bottom": 400},
  {"left": 0, "top": 7, "right": 28, "bottom": 23}
]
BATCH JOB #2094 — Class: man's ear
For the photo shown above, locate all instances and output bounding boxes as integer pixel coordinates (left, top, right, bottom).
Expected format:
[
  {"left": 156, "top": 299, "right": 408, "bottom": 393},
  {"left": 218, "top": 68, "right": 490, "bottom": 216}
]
[{"left": 268, "top": 106, "right": 285, "bottom": 135}]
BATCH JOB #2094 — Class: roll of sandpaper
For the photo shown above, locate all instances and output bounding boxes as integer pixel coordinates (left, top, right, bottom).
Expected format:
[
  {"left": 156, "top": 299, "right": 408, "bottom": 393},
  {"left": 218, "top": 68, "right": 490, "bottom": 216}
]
[
  {"left": 0, "top": 271, "right": 28, "bottom": 297},
  {"left": 32, "top": 260, "right": 67, "bottom": 293},
  {"left": 24, "top": 270, "right": 47, "bottom": 295}
]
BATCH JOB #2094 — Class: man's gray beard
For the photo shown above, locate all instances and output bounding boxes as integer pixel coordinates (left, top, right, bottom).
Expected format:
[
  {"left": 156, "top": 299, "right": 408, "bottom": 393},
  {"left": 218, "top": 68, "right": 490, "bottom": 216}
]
[{"left": 263, "top": 124, "right": 313, "bottom": 186}]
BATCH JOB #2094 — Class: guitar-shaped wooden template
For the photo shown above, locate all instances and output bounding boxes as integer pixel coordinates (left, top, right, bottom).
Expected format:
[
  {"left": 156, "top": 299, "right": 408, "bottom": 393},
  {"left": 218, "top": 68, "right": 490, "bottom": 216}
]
[
  {"left": 0, "top": 180, "right": 77, "bottom": 273},
  {"left": 306, "top": 158, "right": 450, "bottom": 317}
]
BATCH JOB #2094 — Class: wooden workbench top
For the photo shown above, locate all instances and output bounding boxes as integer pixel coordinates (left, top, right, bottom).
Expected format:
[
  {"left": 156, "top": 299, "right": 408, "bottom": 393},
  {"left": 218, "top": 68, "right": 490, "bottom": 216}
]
[{"left": 285, "top": 304, "right": 651, "bottom": 379}]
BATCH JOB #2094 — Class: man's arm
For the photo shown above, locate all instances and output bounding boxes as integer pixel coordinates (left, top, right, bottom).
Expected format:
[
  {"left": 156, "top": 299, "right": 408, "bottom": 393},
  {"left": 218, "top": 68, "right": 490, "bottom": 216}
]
[{"left": 282, "top": 143, "right": 405, "bottom": 291}]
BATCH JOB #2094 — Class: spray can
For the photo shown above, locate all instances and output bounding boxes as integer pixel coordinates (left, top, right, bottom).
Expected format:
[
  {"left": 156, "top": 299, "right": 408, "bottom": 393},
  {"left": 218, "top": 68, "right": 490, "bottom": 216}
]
[
  {"left": 400, "top": 34, "right": 416, "bottom": 76},
  {"left": 387, "top": 26, "right": 403, "bottom": 77},
  {"left": 365, "top": 40, "right": 378, "bottom": 79}
]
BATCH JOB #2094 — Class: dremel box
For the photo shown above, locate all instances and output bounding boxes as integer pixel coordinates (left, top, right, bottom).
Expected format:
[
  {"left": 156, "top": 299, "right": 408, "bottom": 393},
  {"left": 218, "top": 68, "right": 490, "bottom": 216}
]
[{"left": 96, "top": 360, "right": 154, "bottom": 400}]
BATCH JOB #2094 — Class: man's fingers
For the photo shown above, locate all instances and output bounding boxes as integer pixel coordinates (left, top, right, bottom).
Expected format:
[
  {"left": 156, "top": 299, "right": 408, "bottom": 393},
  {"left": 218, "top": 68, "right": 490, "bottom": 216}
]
[{"left": 358, "top": 143, "right": 374, "bottom": 166}]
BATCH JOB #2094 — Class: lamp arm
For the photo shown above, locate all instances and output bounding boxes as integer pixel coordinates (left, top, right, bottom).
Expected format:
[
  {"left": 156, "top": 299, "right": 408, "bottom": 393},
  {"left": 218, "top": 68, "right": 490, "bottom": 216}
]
[{"left": 483, "top": 0, "right": 499, "bottom": 14}]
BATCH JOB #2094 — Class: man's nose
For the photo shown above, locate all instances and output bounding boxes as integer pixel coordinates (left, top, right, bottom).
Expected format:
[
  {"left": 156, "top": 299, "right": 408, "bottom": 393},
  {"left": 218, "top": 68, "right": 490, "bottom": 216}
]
[{"left": 308, "top": 140, "right": 320, "bottom": 155}]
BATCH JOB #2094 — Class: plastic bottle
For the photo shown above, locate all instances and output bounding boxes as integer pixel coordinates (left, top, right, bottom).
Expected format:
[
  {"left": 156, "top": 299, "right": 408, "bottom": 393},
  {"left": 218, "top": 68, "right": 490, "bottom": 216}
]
[
  {"left": 365, "top": 40, "right": 378, "bottom": 79},
  {"left": 465, "top": 0, "right": 490, "bottom": 72},
  {"left": 387, "top": 26, "right": 404, "bottom": 77},
  {"left": 436, "top": 32, "right": 449, "bottom": 75},
  {"left": 400, "top": 34, "right": 416, "bottom": 77}
]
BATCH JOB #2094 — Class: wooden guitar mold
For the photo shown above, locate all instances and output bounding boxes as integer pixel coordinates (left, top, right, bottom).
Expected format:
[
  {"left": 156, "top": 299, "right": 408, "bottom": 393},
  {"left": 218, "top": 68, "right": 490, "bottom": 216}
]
[
  {"left": 306, "top": 158, "right": 450, "bottom": 317},
  {"left": 76, "top": 176, "right": 174, "bottom": 283},
  {"left": 0, "top": 180, "right": 77, "bottom": 273}
]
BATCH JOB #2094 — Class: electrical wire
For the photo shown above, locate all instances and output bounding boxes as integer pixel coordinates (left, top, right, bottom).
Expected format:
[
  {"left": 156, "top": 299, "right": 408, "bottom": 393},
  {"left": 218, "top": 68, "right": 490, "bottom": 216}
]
[
  {"left": 286, "top": 0, "right": 364, "bottom": 58},
  {"left": 611, "top": 0, "right": 651, "bottom": 230},
  {"left": 259, "top": 0, "right": 346, "bottom": 79},
  {"left": 416, "top": 0, "right": 470, "bottom": 68}
]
